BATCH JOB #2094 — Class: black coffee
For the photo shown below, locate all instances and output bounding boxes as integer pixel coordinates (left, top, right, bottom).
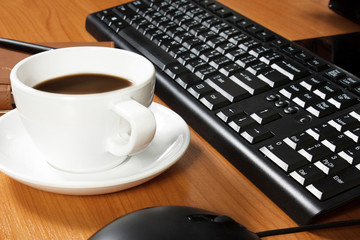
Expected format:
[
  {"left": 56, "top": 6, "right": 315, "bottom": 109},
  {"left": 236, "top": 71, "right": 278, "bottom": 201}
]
[{"left": 33, "top": 73, "right": 133, "bottom": 94}]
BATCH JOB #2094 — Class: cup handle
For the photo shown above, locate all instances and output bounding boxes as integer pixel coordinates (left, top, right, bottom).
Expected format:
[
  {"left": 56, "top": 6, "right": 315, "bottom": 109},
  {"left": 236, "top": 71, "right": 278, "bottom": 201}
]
[{"left": 107, "top": 100, "right": 156, "bottom": 157}]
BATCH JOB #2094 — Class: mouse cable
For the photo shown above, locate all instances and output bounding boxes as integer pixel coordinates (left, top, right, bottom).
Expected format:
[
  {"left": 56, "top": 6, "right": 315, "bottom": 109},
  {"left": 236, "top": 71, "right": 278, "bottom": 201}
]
[{"left": 255, "top": 219, "right": 360, "bottom": 238}]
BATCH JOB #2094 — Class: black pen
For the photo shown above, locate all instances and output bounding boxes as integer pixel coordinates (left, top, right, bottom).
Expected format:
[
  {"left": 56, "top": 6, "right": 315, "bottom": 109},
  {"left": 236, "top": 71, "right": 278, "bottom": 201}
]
[{"left": 0, "top": 38, "right": 55, "bottom": 54}]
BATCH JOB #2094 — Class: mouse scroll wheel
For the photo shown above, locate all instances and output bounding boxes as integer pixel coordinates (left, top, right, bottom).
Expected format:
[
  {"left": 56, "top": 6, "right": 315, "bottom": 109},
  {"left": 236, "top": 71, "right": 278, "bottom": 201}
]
[
  {"left": 188, "top": 214, "right": 236, "bottom": 223},
  {"left": 187, "top": 214, "right": 218, "bottom": 222}
]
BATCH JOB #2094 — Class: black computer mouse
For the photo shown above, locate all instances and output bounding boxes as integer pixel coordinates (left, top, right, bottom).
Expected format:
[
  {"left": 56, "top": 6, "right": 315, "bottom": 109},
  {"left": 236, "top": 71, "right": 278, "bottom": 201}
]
[{"left": 89, "top": 205, "right": 261, "bottom": 240}]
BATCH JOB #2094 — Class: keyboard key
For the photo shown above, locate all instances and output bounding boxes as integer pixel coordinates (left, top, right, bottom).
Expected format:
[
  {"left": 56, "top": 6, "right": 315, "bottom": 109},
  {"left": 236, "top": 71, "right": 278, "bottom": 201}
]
[
  {"left": 306, "top": 58, "right": 329, "bottom": 71},
  {"left": 115, "top": 5, "right": 136, "bottom": 18},
  {"left": 246, "top": 62, "right": 270, "bottom": 76},
  {"left": 202, "top": 16, "right": 222, "bottom": 28},
  {"left": 174, "top": 31, "right": 193, "bottom": 43},
  {"left": 248, "top": 46, "right": 271, "bottom": 58},
  {"left": 350, "top": 109, "right": 360, "bottom": 120},
  {"left": 306, "top": 101, "right": 337, "bottom": 118},
  {"left": 306, "top": 123, "right": 338, "bottom": 141},
  {"left": 215, "top": 8, "right": 233, "bottom": 18},
  {"left": 321, "top": 133, "right": 354, "bottom": 152},
  {"left": 313, "top": 84, "right": 341, "bottom": 100},
  {"left": 256, "top": 30, "right": 275, "bottom": 41},
  {"left": 271, "top": 59, "right": 309, "bottom": 80},
  {"left": 338, "top": 144, "right": 360, "bottom": 165},
  {"left": 292, "top": 92, "right": 322, "bottom": 108},
  {"left": 197, "top": 30, "right": 217, "bottom": 42},
  {"left": 295, "top": 51, "right": 313, "bottom": 64},
  {"left": 185, "top": 58, "right": 208, "bottom": 72},
  {"left": 216, "top": 42, "right": 236, "bottom": 54},
  {"left": 225, "top": 48, "right": 247, "bottom": 61},
  {"left": 235, "top": 55, "right": 258, "bottom": 68},
  {"left": 187, "top": 7, "right": 205, "bottom": 18},
  {"left": 219, "top": 27, "right": 241, "bottom": 39},
  {"left": 206, "top": 35, "right": 227, "bottom": 48},
  {"left": 216, "top": 102, "right": 245, "bottom": 122},
  {"left": 344, "top": 127, "right": 360, "bottom": 143},
  {"left": 239, "top": 39, "right": 261, "bottom": 51},
  {"left": 229, "top": 116, "right": 258, "bottom": 132},
  {"left": 299, "top": 76, "right": 326, "bottom": 91},
  {"left": 200, "top": 92, "right": 230, "bottom": 110},
  {"left": 195, "top": 65, "right": 217, "bottom": 80},
  {"left": 283, "top": 106, "right": 299, "bottom": 114},
  {"left": 282, "top": 44, "right": 301, "bottom": 55},
  {"left": 236, "top": 18, "right": 253, "bottom": 29},
  {"left": 219, "top": 63, "right": 242, "bottom": 76},
  {"left": 259, "top": 141, "right": 308, "bottom": 172},
  {"left": 228, "top": 33, "right": 250, "bottom": 45},
  {"left": 191, "top": 43, "right": 212, "bottom": 55},
  {"left": 265, "top": 93, "right": 280, "bottom": 102},
  {"left": 165, "top": 63, "right": 189, "bottom": 79},
  {"left": 246, "top": 24, "right": 263, "bottom": 35},
  {"left": 259, "top": 52, "right": 283, "bottom": 65},
  {"left": 283, "top": 132, "right": 316, "bottom": 150},
  {"left": 211, "top": 22, "right": 231, "bottom": 34},
  {"left": 328, "top": 92, "right": 358, "bottom": 109},
  {"left": 205, "top": 74, "right": 250, "bottom": 102},
  {"left": 258, "top": 69, "right": 290, "bottom": 88},
  {"left": 188, "top": 82, "right": 215, "bottom": 99},
  {"left": 323, "top": 68, "right": 346, "bottom": 81},
  {"left": 168, "top": 45, "right": 188, "bottom": 58},
  {"left": 274, "top": 98, "right": 289, "bottom": 108},
  {"left": 175, "top": 72, "right": 201, "bottom": 89},
  {"left": 250, "top": 108, "right": 281, "bottom": 124},
  {"left": 298, "top": 143, "right": 332, "bottom": 162},
  {"left": 193, "top": 11, "right": 212, "bottom": 22},
  {"left": 230, "top": 71, "right": 271, "bottom": 95},
  {"left": 314, "top": 154, "right": 349, "bottom": 175},
  {"left": 306, "top": 166, "right": 360, "bottom": 200},
  {"left": 189, "top": 24, "right": 208, "bottom": 36},
  {"left": 246, "top": 62, "right": 270, "bottom": 75},
  {"left": 328, "top": 114, "right": 359, "bottom": 132},
  {"left": 209, "top": 56, "right": 232, "bottom": 69},
  {"left": 241, "top": 125, "right": 273, "bottom": 144},
  {"left": 179, "top": 2, "right": 197, "bottom": 12},
  {"left": 290, "top": 164, "right": 326, "bottom": 185},
  {"left": 279, "top": 84, "right": 305, "bottom": 99},
  {"left": 200, "top": 49, "right": 222, "bottom": 62},
  {"left": 338, "top": 76, "right": 360, "bottom": 90},
  {"left": 182, "top": 37, "right": 203, "bottom": 49}
]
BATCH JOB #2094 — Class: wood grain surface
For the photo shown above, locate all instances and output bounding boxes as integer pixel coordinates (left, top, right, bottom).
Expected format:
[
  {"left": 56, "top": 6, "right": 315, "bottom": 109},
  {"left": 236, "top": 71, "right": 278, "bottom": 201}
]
[{"left": 1, "top": 0, "right": 360, "bottom": 239}]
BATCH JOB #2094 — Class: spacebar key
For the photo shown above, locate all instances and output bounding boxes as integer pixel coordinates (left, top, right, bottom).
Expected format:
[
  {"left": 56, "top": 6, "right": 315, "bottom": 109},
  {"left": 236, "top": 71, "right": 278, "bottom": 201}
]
[{"left": 118, "top": 27, "right": 177, "bottom": 70}]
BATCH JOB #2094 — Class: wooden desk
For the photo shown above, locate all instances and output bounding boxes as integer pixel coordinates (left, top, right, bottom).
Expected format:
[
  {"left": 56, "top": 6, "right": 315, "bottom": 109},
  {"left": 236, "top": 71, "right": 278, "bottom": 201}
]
[{"left": 1, "top": 0, "right": 360, "bottom": 239}]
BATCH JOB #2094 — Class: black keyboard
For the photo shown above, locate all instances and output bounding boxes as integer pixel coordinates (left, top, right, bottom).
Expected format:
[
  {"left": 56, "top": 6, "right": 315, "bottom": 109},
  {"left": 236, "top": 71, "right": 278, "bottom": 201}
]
[{"left": 86, "top": 0, "right": 360, "bottom": 224}]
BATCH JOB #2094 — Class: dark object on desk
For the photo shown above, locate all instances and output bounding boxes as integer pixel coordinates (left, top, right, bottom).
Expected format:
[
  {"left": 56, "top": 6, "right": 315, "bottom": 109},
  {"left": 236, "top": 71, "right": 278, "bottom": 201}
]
[
  {"left": 89, "top": 206, "right": 260, "bottom": 240},
  {"left": 0, "top": 38, "right": 55, "bottom": 54},
  {"left": 329, "top": 0, "right": 360, "bottom": 23},
  {"left": 295, "top": 32, "right": 360, "bottom": 78},
  {"left": 86, "top": 0, "right": 360, "bottom": 224},
  {"left": 88, "top": 205, "right": 360, "bottom": 239}
]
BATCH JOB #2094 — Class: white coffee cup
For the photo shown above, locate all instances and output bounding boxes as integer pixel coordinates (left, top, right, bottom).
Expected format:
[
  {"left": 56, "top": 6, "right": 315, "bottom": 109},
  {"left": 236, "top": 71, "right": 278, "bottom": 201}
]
[{"left": 10, "top": 47, "right": 156, "bottom": 173}]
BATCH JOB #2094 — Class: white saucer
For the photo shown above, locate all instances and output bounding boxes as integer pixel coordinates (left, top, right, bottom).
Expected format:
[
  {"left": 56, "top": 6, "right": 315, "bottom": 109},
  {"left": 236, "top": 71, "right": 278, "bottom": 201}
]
[{"left": 0, "top": 103, "right": 190, "bottom": 195}]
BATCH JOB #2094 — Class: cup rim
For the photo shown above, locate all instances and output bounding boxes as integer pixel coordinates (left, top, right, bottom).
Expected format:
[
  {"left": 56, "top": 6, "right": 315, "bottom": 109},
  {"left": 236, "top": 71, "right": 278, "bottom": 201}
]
[{"left": 10, "top": 46, "right": 155, "bottom": 100}]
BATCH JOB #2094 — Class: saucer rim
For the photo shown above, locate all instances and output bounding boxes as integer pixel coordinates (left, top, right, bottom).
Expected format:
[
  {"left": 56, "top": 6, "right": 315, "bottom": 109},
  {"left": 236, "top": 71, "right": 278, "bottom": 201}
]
[{"left": 0, "top": 103, "right": 190, "bottom": 194}]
